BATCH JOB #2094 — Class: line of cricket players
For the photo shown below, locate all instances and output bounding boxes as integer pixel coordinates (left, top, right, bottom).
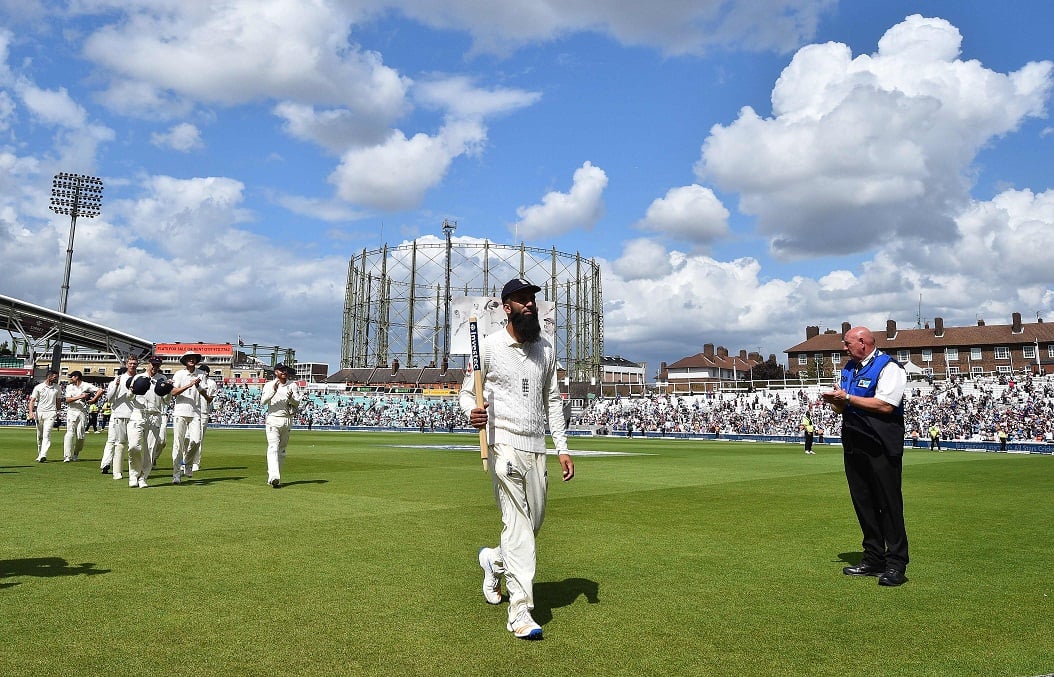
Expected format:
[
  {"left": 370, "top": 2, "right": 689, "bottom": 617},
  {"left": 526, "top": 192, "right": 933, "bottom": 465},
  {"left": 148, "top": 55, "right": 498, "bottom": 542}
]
[{"left": 28, "top": 350, "right": 217, "bottom": 488}]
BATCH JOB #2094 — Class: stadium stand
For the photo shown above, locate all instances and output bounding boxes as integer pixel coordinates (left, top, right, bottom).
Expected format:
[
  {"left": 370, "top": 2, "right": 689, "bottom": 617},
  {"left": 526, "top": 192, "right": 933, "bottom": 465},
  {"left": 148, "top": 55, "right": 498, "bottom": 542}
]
[{"left": 4, "top": 375, "right": 1053, "bottom": 446}]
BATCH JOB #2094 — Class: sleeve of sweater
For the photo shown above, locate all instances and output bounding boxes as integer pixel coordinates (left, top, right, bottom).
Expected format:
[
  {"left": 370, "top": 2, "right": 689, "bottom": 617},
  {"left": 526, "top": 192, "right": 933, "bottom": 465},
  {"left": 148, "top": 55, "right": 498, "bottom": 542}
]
[{"left": 544, "top": 347, "right": 569, "bottom": 452}]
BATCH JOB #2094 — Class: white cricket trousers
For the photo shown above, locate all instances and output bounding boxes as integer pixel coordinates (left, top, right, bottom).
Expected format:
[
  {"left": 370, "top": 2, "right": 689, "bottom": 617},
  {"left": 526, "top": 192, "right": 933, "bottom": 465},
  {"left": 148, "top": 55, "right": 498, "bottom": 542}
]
[
  {"left": 488, "top": 442, "right": 548, "bottom": 622},
  {"left": 172, "top": 415, "right": 201, "bottom": 477},
  {"left": 35, "top": 413, "right": 56, "bottom": 459},
  {"left": 63, "top": 410, "right": 88, "bottom": 460},
  {"left": 101, "top": 416, "right": 130, "bottom": 474},
  {"left": 265, "top": 422, "right": 291, "bottom": 483},
  {"left": 128, "top": 414, "right": 161, "bottom": 481}
]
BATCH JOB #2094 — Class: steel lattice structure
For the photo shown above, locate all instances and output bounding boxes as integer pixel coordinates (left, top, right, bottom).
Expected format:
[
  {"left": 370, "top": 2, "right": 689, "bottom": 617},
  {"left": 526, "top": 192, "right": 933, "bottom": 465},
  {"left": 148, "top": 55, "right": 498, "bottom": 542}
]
[{"left": 341, "top": 235, "right": 603, "bottom": 383}]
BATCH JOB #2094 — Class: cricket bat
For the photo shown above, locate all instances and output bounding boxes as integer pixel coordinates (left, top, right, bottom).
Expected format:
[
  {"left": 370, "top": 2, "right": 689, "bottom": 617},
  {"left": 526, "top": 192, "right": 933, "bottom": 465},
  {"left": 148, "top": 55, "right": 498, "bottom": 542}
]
[{"left": 469, "top": 316, "right": 488, "bottom": 472}]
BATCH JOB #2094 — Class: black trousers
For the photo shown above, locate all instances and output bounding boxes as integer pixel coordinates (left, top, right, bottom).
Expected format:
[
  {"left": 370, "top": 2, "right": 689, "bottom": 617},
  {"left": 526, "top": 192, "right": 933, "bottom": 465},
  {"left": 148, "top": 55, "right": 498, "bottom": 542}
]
[
  {"left": 804, "top": 431, "right": 813, "bottom": 451},
  {"left": 843, "top": 432, "right": 909, "bottom": 572}
]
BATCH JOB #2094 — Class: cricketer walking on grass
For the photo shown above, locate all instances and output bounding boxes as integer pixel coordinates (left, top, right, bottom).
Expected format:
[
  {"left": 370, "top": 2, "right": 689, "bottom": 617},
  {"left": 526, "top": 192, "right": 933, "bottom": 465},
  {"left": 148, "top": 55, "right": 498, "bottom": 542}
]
[
  {"left": 261, "top": 363, "right": 301, "bottom": 488},
  {"left": 460, "top": 277, "right": 575, "bottom": 641}
]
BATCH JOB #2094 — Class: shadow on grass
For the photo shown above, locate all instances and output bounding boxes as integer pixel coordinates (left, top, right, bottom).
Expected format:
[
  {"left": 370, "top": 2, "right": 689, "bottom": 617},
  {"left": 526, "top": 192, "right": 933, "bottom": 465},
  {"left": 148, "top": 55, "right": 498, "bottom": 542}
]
[
  {"left": 273, "top": 479, "right": 329, "bottom": 488},
  {"left": 175, "top": 476, "right": 249, "bottom": 486},
  {"left": 837, "top": 552, "right": 865, "bottom": 566},
  {"left": 0, "top": 557, "right": 110, "bottom": 589},
  {"left": 531, "top": 577, "right": 600, "bottom": 625}
]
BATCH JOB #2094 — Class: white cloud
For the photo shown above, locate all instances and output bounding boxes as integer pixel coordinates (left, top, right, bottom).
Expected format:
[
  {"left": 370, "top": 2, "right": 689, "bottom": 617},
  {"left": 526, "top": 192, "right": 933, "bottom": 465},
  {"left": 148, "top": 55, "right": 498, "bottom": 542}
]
[
  {"left": 599, "top": 247, "right": 815, "bottom": 369},
  {"left": 697, "top": 14, "right": 1054, "bottom": 258},
  {"left": 275, "top": 193, "right": 369, "bottom": 223},
  {"left": 150, "top": 122, "right": 204, "bottom": 152},
  {"left": 329, "top": 118, "right": 486, "bottom": 211},
  {"left": 392, "top": 0, "right": 835, "bottom": 55},
  {"left": 611, "top": 238, "right": 675, "bottom": 281},
  {"left": 636, "top": 184, "right": 729, "bottom": 246},
  {"left": 82, "top": 0, "right": 409, "bottom": 121},
  {"left": 512, "top": 161, "right": 608, "bottom": 240},
  {"left": 16, "top": 82, "right": 88, "bottom": 128},
  {"left": 273, "top": 101, "right": 392, "bottom": 154},
  {"left": 414, "top": 75, "right": 541, "bottom": 119}
]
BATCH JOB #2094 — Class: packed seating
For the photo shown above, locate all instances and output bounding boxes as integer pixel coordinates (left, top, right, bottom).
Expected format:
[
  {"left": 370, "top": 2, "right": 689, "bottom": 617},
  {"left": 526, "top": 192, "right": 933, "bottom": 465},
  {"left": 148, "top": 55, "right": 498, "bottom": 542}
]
[{"left": 3, "top": 374, "right": 1053, "bottom": 441}]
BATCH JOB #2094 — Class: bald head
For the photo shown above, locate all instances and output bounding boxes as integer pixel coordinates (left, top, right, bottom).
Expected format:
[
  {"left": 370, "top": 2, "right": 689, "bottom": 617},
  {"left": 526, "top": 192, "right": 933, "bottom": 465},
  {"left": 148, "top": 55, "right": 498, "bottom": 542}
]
[{"left": 843, "top": 326, "right": 876, "bottom": 361}]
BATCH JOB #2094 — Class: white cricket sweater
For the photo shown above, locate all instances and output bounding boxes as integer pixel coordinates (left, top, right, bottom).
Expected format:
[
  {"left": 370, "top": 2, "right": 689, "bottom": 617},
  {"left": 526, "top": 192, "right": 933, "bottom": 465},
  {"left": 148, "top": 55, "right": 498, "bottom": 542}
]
[
  {"left": 459, "top": 328, "right": 568, "bottom": 454},
  {"left": 261, "top": 380, "right": 302, "bottom": 426}
]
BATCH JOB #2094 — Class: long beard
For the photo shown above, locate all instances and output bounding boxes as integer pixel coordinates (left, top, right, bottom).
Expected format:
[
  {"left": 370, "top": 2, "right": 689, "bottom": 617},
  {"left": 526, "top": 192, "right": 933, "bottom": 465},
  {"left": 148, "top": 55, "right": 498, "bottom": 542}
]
[{"left": 510, "top": 309, "right": 542, "bottom": 343}]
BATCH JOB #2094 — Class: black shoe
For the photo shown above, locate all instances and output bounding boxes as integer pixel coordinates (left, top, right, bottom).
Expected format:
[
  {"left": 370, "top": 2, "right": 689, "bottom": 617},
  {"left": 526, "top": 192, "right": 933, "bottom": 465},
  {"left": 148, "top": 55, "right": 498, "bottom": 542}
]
[
  {"left": 878, "top": 569, "right": 907, "bottom": 587},
  {"left": 843, "top": 561, "right": 885, "bottom": 577},
  {"left": 101, "top": 465, "right": 111, "bottom": 474},
  {"left": 270, "top": 478, "right": 281, "bottom": 488}
]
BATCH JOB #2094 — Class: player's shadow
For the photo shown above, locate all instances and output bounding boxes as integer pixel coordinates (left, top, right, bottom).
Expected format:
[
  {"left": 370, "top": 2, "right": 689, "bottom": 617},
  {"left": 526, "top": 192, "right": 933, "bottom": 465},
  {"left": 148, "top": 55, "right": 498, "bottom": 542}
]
[
  {"left": 531, "top": 577, "right": 600, "bottom": 625},
  {"left": 273, "top": 479, "right": 329, "bottom": 488},
  {"left": 176, "top": 476, "right": 248, "bottom": 487},
  {"left": 0, "top": 465, "right": 34, "bottom": 472},
  {"left": 0, "top": 557, "right": 110, "bottom": 589},
  {"left": 837, "top": 552, "right": 865, "bottom": 566}
]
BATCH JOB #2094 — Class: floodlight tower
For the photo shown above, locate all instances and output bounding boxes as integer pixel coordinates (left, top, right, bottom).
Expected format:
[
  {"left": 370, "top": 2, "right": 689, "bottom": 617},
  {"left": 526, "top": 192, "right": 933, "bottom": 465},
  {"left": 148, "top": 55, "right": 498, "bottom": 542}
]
[
  {"left": 48, "top": 172, "right": 104, "bottom": 372},
  {"left": 441, "top": 218, "right": 456, "bottom": 362}
]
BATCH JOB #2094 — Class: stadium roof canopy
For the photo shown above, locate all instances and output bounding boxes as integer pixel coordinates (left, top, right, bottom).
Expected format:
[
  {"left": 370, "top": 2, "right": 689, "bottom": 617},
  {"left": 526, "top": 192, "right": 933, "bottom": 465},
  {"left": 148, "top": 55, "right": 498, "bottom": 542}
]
[{"left": 1, "top": 293, "right": 154, "bottom": 366}]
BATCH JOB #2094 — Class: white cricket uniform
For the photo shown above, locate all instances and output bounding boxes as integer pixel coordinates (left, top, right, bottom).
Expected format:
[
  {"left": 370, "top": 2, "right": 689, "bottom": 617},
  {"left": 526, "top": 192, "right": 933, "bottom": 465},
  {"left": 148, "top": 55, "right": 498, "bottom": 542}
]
[
  {"left": 101, "top": 373, "right": 136, "bottom": 477},
  {"left": 30, "top": 381, "right": 61, "bottom": 460},
  {"left": 171, "top": 368, "right": 203, "bottom": 480},
  {"left": 261, "top": 379, "right": 302, "bottom": 484},
  {"left": 188, "top": 372, "right": 217, "bottom": 470},
  {"left": 63, "top": 381, "right": 99, "bottom": 461},
  {"left": 128, "top": 375, "right": 168, "bottom": 486},
  {"left": 459, "top": 329, "right": 568, "bottom": 625}
]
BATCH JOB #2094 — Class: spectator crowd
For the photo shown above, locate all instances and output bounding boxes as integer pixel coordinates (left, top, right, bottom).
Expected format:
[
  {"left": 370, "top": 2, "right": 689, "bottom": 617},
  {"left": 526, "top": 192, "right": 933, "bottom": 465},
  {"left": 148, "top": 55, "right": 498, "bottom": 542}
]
[{"left": 3, "top": 374, "right": 1053, "bottom": 443}]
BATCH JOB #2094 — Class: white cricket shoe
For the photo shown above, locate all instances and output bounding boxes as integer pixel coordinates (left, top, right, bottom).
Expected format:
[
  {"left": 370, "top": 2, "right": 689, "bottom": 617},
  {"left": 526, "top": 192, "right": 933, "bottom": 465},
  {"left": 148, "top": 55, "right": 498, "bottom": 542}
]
[
  {"left": 138, "top": 478, "right": 148, "bottom": 488},
  {"left": 191, "top": 463, "right": 200, "bottom": 472},
  {"left": 506, "top": 608, "right": 542, "bottom": 640},
  {"left": 478, "top": 547, "right": 502, "bottom": 605}
]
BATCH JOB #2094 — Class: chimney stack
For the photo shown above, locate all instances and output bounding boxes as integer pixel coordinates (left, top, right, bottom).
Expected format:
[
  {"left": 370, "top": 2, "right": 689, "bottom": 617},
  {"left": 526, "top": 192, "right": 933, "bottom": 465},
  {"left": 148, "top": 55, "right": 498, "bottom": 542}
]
[
  {"left": 841, "top": 322, "right": 851, "bottom": 336},
  {"left": 934, "top": 317, "right": 944, "bottom": 337},
  {"left": 704, "top": 343, "right": 715, "bottom": 356},
  {"left": 886, "top": 320, "right": 896, "bottom": 339},
  {"left": 1012, "top": 312, "right": 1023, "bottom": 332},
  {"left": 806, "top": 325, "right": 819, "bottom": 339},
  {"left": 391, "top": 358, "right": 399, "bottom": 375}
]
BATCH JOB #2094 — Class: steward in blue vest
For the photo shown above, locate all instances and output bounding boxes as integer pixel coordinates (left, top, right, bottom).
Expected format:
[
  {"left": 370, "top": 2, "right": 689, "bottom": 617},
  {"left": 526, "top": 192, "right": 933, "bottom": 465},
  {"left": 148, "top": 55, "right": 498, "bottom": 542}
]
[
  {"left": 840, "top": 351, "right": 906, "bottom": 457},
  {"left": 822, "top": 327, "right": 910, "bottom": 587}
]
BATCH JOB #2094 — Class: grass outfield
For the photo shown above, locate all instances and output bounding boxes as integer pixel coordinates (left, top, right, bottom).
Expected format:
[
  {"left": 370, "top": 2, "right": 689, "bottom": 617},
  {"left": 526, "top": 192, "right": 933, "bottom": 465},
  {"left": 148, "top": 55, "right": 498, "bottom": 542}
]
[{"left": 1, "top": 428, "right": 1052, "bottom": 676}]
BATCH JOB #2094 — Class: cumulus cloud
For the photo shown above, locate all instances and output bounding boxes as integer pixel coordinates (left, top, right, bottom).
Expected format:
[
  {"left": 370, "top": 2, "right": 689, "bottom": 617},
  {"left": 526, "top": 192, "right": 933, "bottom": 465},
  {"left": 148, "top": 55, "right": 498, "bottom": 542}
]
[
  {"left": 392, "top": 0, "right": 835, "bottom": 55},
  {"left": 512, "top": 161, "right": 608, "bottom": 240},
  {"left": 275, "top": 193, "right": 369, "bottom": 223},
  {"left": 329, "top": 118, "right": 487, "bottom": 211},
  {"left": 636, "top": 184, "right": 730, "bottom": 247},
  {"left": 414, "top": 75, "right": 542, "bottom": 119},
  {"left": 611, "top": 238, "right": 675, "bottom": 281},
  {"left": 150, "top": 122, "right": 204, "bottom": 152},
  {"left": 1, "top": 171, "right": 348, "bottom": 362},
  {"left": 82, "top": 0, "right": 409, "bottom": 122},
  {"left": 697, "top": 14, "right": 1054, "bottom": 258},
  {"left": 273, "top": 102, "right": 392, "bottom": 154},
  {"left": 599, "top": 247, "right": 816, "bottom": 369}
]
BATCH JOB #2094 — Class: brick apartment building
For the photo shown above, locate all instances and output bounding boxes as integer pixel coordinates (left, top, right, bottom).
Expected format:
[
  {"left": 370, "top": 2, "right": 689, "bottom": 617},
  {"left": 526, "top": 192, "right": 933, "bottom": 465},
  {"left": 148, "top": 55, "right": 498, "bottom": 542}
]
[
  {"left": 659, "top": 344, "right": 764, "bottom": 393},
  {"left": 786, "top": 312, "right": 1054, "bottom": 380}
]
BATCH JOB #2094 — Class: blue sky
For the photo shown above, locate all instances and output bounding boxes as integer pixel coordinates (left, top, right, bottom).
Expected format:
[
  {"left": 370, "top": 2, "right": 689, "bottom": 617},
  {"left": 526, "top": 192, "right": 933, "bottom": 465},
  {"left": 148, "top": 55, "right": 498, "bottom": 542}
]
[{"left": 1, "top": 1, "right": 1052, "bottom": 377}]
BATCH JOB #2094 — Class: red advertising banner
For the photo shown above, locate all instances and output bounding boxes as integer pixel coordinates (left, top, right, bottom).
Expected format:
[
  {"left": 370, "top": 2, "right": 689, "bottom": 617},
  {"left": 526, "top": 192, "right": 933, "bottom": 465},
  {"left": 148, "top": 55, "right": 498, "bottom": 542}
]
[{"left": 155, "top": 343, "right": 233, "bottom": 357}]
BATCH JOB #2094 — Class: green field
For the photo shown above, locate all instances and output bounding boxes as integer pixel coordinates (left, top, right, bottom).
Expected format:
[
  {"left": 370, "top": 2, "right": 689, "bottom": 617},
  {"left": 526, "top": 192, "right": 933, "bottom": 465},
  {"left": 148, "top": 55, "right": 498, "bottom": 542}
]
[{"left": 1, "top": 428, "right": 1052, "bottom": 676}]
